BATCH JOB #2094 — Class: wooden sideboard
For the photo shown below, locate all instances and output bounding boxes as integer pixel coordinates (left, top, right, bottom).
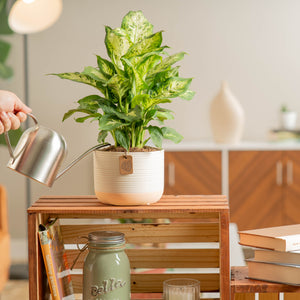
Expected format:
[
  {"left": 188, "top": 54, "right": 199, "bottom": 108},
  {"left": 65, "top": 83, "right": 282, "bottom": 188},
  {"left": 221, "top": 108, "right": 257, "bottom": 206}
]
[{"left": 164, "top": 141, "right": 300, "bottom": 230}]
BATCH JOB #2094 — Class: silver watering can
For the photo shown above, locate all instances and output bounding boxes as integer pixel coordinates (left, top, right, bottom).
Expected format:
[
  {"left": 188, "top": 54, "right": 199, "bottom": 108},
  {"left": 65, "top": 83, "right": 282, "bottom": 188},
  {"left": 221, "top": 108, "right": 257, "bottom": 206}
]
[{"left": 4, "top": 114, "right": 110, "bottom": 187}]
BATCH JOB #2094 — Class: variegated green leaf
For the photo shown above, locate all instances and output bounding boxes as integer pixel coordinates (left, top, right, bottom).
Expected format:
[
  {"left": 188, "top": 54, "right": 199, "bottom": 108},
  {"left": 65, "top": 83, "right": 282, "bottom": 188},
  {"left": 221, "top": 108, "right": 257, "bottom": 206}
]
[
  {"left": 102, "top": 105, "right": 142, "bottom": 122},
  {"left": 137, "top": 54, "right": 162, "bottom": 79},
  {"left": 147, "top": 66, "right": 180, "bottom": 87},
  {"left": 131, "top": 94, "right": 171, "bottom": 110},
  {"left": 82, "top": 66, "right": 107, "bottom": 82},
  {"left": 148, "top": 125, "right": 163, "bottom": 148},
  {"left": 156, "top": 110, "right": 174, "bottom": 122},
  {"left": 105, "top": 26, "right": 132, "bottom": 70},
  {"left": 50, "top": 72, "right": 101, "bottom": 90},
  {"left": 124, "top": 31, "right": 163, "bottom": 59},
  {"left": 77, "top": 95, "right": 103, "bottom": 112},
  {"left": 121, "top": 10, "right": 153, "bottom": 43},
  {"left": 155, "top": 77, "right": 192, "bottom": 98},
  {"left": 62, "top": 108, "right": 99, "bottom": 122},
  {"left": 98, "top": 114, "right": 125, "bottom": 131},
  {"left": 96, "top": 55, "right": 115, "bottom": 78},
  {"left": 148, "top": 52, "right": 186, "bottom": 76},
  {"left": 115, "top": 129, "right": 130, "bottom": 151},
  {"left": 98, "top": 130, "right": 108, "bottom": 143},
  {"left": 75, "top": 113, "right": 101, "bottom": 123},
  {"left": 162, "top": 127, "right": 183, "bottom": 143},
  {"left": 107, "top": 74, "right": 130, "bottom": 100},
  {"left": 180, "top": 89, "right": 195, "bottom": 100},
  {"left": 121, "top": 57, "right": 147, "bottom": 94}
]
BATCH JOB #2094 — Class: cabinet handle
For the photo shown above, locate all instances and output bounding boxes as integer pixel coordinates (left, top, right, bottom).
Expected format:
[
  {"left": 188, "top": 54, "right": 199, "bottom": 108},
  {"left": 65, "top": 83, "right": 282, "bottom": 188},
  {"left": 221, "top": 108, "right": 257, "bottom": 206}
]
[
  {"left": 168, "top": 162, "right": 175, "bottom": 187},
  {"left": 287, "top": 160, "right": 293, "bottom": 186},
  {"left": 276, "top": 161, "right": 283, "bottom": 186}
]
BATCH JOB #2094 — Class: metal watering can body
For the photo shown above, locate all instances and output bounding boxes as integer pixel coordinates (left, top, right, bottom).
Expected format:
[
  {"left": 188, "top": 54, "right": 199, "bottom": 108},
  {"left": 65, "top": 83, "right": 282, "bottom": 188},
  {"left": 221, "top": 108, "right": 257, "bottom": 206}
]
[{"left": 5, "top": 114, "right": 109, "bottom": 187}]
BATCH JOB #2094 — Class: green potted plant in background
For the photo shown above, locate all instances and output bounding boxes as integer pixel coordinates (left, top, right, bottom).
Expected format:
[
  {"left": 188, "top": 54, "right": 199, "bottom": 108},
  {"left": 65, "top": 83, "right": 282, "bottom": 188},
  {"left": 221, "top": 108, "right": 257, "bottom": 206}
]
[
  {"left": 280, "top": 104, "right": 298, "bottom": 131},
  {"left": 51, "top": 10, "right": 194, "bottom": 205},
  {"left": 0, "top": 0, "right": 23, "bottom": 146}
]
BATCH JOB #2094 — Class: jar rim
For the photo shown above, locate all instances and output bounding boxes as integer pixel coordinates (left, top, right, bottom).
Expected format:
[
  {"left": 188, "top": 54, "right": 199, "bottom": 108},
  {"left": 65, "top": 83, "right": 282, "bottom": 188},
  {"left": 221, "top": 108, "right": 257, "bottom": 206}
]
[{"left": 88, "top": 231, "right": 125, "bottom": 245}]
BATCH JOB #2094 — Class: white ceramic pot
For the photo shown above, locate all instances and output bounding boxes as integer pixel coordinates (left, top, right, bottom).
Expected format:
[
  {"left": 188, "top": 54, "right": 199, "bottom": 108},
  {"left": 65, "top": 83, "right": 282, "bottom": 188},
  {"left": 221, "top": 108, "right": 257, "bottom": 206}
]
[
  {"left": 93, "top": 149, "right": 164, "bottom": 206},
  {"left": 281, "top": 111, "right": 297, "bottom": 130}
]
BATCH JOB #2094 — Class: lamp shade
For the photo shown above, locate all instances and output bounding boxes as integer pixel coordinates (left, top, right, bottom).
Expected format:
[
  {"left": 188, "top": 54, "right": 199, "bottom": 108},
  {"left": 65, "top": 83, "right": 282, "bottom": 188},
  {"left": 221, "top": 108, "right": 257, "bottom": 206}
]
[{"left": 8, "top": 0, "right": 62, "bottom": 34}]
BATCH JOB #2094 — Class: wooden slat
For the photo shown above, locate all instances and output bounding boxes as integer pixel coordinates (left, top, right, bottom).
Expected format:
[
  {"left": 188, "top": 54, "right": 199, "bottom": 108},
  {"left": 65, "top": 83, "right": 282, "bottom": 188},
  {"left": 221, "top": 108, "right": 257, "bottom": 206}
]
[
  {"left": 66, "top": 248, "right": 220, "bottom": 269},
  {"left": 61, "top": 223, "right": 219, "bottom": 244},
  {"left": 28, "top": 195, "right": 229, "bottom": 216},
  {"left": 219, "top": 210, "right": 230, "bottom": 300},
  {"left": 71, "top": 273, "right": 220, "bottom": 294}
]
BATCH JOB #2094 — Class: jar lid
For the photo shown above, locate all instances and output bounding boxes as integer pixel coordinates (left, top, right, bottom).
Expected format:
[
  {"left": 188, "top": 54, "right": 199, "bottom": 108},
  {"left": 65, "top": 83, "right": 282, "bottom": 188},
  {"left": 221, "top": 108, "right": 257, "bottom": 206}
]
[{"left": 88, "top": 231, "right": 125, "bottom": 245}]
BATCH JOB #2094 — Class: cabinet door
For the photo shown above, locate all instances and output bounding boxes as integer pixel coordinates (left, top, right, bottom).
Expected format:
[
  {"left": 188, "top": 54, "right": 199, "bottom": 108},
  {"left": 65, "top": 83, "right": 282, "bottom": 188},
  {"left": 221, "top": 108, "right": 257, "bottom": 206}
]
[
  {"left": 164, "top": 151, "right": 222, "bottom": 195},
  {"left": 229, "top": 151, "right": 284, "bottom": 230},
  {"left": 284, "top": 151, "right": 300, "bottom": 225}
]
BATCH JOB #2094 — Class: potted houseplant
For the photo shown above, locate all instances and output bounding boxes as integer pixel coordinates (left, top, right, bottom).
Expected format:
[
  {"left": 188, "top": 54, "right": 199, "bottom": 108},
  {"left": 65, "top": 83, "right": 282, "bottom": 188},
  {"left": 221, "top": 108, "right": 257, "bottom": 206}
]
[
  {"left": 51, "top": 10, "right": 194, "bottom": 205},
  {"left": 280, "top": 105, "right": 297, "bottom": 130}
]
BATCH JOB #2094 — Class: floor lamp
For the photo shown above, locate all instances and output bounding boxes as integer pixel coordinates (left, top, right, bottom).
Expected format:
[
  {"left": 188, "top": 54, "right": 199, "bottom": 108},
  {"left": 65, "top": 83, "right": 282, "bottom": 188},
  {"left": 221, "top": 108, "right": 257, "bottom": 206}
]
[{"left": 8, "top": 0, "right": 63, "bottom": 208}]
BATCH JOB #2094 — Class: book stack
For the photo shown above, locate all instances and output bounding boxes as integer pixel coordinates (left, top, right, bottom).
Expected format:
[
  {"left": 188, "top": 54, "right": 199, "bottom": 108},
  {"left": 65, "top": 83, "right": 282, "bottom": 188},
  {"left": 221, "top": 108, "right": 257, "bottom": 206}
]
[
  {"left": 238, "top": 224, "right": 300, "bottom": 286},
  {"left": 268, "top": 129, "right": 300, "bottom": 142}
]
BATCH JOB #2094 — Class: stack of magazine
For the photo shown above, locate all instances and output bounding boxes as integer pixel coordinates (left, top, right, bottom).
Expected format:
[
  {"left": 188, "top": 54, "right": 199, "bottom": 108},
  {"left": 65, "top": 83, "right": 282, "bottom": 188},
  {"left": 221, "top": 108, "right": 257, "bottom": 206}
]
[{"left": 239, "top": 224, "right": 300, "bottom": 286}]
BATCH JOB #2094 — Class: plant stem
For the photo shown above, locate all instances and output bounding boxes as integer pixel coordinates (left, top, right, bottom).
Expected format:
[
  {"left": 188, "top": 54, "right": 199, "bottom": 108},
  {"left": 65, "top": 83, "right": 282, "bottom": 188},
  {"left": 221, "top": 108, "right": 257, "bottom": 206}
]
[
  {"left": 111, "top": 130, "right": 117, "bottom": 146},
  {"left": 131, "top": 123, "right": 136, "bottom": 148}
]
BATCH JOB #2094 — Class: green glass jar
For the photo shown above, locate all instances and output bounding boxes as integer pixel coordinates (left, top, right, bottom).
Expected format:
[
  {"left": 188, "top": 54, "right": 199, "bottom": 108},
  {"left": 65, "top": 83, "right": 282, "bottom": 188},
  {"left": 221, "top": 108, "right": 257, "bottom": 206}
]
[{"left": 83, "top": 231, "right": 130, "bottom": 300}]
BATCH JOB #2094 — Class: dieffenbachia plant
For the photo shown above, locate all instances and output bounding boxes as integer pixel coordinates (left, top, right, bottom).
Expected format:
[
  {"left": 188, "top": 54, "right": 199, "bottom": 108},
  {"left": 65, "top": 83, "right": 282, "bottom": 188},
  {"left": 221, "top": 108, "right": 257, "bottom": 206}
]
[{"left": 51, "top": 10, "right": 194, "bottom": 151}]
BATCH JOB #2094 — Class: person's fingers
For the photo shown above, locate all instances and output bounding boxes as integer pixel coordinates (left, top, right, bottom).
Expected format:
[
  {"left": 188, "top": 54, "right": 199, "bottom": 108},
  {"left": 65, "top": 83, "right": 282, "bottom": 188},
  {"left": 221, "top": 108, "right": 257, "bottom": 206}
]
[
  {"left": 14, "top": 98, "right": 32, "bottom": 114},
  {"left": 15, "top": 111, "right": 27, "bottom": 123},
  {"left": 0, "top": 112, "right": 11, "bottom": 131},
  {"left": 0, "top": 121, "right": 4, "bottom": 135},
  {"left": 7, "top": 112, "right": 21, "bottom": 130}
]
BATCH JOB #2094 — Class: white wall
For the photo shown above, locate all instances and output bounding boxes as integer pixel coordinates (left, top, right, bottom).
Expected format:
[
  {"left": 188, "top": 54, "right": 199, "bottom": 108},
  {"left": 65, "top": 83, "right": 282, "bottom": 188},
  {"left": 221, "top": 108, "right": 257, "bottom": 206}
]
[{"left": 1, "top": 0, "right": 300, "bottom": 241}]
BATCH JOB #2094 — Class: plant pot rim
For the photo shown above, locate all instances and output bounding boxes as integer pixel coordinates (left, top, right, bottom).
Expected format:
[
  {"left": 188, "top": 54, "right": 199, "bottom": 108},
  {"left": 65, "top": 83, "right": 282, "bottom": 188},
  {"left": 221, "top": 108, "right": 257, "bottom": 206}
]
[{"left": 97, "top": 146, "right": 163, "bottom": 153}]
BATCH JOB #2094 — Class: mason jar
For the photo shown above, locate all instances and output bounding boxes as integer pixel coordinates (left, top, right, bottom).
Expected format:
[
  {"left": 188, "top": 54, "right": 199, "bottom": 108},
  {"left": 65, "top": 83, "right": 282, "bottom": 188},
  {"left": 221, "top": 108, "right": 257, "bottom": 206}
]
[{"left": 83, "top": 231, "right": 130, "bottom": 300}]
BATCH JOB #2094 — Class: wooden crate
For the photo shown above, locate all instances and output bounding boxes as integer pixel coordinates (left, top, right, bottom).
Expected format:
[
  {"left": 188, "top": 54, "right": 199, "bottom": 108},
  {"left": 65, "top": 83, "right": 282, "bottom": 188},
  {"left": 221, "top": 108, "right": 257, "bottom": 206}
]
[{"left": 28, "top": 195, "right": 230, "bottom": 300}]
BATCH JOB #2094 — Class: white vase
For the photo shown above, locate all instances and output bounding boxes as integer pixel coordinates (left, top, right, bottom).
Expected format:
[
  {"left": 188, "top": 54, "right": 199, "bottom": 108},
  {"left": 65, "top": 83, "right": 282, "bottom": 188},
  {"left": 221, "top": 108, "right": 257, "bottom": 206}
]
[
  {"left": 210, "top": 81, "right": 245, "bottom": 144},
  {"left": 93, "top": 149, "right": 164, "bottom": 206}
]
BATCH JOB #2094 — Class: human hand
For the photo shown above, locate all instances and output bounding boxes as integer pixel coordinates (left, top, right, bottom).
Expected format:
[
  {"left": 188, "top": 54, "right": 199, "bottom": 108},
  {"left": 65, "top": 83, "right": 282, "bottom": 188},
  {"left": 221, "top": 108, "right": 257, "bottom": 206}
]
[{"left": 0, "top": 90, "right": 32, "bottom": 134}]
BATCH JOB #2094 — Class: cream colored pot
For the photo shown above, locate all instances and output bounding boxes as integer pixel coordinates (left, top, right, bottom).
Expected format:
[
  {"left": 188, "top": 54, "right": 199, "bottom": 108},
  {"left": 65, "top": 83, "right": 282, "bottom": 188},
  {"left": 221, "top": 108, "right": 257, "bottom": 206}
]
[{"left": 93, "top": 149, "right": 164, "bottom": 206}]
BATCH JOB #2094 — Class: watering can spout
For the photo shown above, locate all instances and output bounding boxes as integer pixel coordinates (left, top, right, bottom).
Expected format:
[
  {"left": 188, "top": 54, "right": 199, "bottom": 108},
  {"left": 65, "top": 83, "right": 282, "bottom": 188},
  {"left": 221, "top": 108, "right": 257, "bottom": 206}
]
[
  {"left": 5, "top": 114, "right": 110, "bottom": 187},
  {"left": 55, "top": 143, "right": 110, "bottom": 181}
]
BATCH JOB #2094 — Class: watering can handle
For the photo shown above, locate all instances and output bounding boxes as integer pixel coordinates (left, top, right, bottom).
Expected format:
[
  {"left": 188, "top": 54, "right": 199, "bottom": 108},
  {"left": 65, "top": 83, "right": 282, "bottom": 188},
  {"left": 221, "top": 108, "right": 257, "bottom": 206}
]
[{"left": 4, "top": 113, "right": 38, "bottom": 161}]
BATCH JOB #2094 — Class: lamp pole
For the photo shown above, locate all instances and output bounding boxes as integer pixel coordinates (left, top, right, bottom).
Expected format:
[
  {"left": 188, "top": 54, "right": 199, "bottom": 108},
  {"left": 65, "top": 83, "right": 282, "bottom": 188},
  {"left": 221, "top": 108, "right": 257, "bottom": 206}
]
[{"left": 23, "top": 34, "right": 31, "bottom": 209}]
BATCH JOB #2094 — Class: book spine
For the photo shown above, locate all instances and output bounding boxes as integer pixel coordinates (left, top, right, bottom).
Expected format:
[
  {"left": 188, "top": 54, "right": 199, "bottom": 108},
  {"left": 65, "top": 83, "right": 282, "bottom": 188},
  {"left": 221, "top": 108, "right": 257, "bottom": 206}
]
[{"left": 38, "top": 231, "right": 61, "bottom": 300}]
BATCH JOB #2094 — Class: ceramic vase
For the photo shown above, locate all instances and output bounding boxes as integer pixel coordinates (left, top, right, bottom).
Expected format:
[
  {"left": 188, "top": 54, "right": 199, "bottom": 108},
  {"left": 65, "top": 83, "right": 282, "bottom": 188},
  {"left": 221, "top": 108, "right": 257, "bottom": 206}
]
[
  {"left": 93, "top": 149, "right": 164, "bottom": 206},
  {"left": 210, "top": 81, "right": 245, "bottom": 144}
]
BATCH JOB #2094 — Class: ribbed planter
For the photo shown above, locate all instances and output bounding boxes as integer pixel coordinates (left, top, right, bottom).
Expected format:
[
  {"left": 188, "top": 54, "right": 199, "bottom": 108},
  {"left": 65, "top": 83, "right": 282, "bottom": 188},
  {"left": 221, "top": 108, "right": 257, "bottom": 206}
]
[{"left": 93, "top": 149, "right": 164, "bottom": 206}]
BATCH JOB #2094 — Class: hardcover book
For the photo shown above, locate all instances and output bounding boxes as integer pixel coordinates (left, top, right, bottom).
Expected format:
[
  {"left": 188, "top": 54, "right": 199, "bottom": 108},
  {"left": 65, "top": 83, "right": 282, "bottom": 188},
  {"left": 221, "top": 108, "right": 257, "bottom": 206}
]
[
  {"left": 247, "top": 259, "right": 300, "bottom": 286},
  {"left": 38, "top": 219, "right": 75, "bottom": 300},
  {"left": 254, "top": 249, "right": 300, "bottom": 265},
  {"left": 239, "top": 224, "right": 300, "bottom": 251}
]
